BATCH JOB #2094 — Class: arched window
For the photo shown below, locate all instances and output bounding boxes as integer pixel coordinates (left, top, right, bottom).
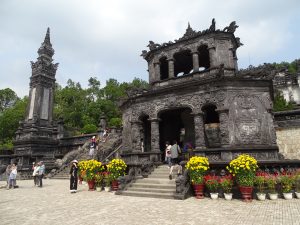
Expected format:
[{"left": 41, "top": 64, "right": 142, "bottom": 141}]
[
  {"left": 159, "top": 57, "right": 168, "bottom": 80},
  {"left": 198, "top": 45, "right": 210, "bottom": 69},
  {"left": 202, "top": 104, "right": 219, "bottom": 124},
  {"left": 174, "top": 50, "right": 193, "bottom": 77}
]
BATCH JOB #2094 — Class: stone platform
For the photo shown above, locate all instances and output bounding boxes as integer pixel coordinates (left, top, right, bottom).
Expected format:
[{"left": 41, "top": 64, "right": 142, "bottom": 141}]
[{"left": 0, "top": 179, "right": 300, "bottom": 225}]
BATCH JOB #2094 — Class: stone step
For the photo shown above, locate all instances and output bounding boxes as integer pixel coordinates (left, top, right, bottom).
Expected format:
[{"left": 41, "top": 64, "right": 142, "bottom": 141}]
[
  {"left": 135, "top": 178, "right": 175, "bottom": 185},
  {"left": 130, "top": 183, "right": 175, "bottom": 189},
  {"left": 127, "top": 187, "right": 175, "bottom": 194},
  {"left": 148, "top": 174, "right": 180, "bottom": 179},
  {"left": 120, "top": 190, "right": 176, "bottom": 199}
]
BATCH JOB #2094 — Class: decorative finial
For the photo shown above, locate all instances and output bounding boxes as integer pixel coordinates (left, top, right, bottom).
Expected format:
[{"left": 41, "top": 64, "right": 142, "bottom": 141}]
[{"left": 44, "top": 27, "right": 51, "bottom": 45}]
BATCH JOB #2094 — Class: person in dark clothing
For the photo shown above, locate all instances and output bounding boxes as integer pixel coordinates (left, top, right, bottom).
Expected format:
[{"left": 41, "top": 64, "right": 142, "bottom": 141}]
[{"left": 70, "top": 160, "right": 78, "bottom": 193}]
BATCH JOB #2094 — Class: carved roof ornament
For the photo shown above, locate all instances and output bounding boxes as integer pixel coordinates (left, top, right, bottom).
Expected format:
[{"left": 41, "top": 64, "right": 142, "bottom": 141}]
[
  {"left": 237, "top": 63, "right": 278, "bottom": 80},
  {"left": 178, "top": 22, "right": 198, "bottom": 41},
  {"left": 141, "top": 19, "right": 241, "bottom": 59},
  {"left": 223, "top": 21, "right": 238, "bottom": 33}
]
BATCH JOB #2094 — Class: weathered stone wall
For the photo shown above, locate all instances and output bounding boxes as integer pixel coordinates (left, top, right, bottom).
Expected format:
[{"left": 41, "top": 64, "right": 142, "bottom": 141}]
[
  {"left": 276, "top": 127, "right": 300, "bottom": 159},
  {"left": 121, "top": 78, "right": 277, "bottom": 160},
  {"left": 274, "top": 109, "right": 300, "bottom": 160}
]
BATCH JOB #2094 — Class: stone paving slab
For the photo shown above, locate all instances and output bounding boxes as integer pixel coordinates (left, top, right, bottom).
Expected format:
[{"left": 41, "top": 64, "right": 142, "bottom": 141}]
[{"left": 0, "top": 179, "right": 300, "bottom": 225}]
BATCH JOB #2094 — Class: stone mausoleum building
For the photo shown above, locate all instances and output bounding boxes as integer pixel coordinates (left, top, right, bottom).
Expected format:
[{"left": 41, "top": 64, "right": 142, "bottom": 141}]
[{"left": 120, "top": 20, "right": 278, "bottom": 163}]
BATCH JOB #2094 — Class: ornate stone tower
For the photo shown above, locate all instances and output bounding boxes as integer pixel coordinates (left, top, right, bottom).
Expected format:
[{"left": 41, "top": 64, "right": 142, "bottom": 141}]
[{"left": 14, "top": 28, "right": 59, "bottom": 168}]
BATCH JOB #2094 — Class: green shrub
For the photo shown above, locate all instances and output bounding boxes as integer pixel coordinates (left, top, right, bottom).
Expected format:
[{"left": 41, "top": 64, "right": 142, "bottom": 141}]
[{"left": 81, "top": 124, "right": 97, "bottom": 134}]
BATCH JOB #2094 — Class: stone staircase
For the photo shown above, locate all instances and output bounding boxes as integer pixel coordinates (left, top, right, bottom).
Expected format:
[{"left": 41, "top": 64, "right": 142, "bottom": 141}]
[
  {"left": 118, "top": 165, "right": 178, "bottom": 199},
  {"left": 51, "top": 166, "right": 70, "bottom": 179}
]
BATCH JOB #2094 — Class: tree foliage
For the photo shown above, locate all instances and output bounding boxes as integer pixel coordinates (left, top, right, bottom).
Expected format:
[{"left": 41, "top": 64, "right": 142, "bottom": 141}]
[
  {"left": 273, "top": 91, "right": 294, "bottom": 112},
  {"left": 0, "top": 96, "right": 28, "bottom": 150},
  {"left": 0, "top": 88, "right": 19, "bottom": 112},
  {"left": 54, "top": 77, "right": 149, "bottom": 135},
  {"left": 272, "top": 59, "right": 299, "bottom": 74}
]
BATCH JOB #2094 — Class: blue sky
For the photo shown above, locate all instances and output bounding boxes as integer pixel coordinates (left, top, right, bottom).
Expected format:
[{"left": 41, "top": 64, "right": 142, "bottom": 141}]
[{"left": 0, "top": 0, "right": 299, "bottom": 97}]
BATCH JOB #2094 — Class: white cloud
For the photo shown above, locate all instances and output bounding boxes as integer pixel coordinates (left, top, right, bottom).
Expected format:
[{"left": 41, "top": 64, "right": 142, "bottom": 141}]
[{"left": 0, "top": 0, "right": 299, "bottom": 97}]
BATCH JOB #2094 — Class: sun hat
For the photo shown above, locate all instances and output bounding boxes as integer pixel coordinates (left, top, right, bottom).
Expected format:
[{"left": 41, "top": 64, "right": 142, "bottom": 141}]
[
  {"left": 72, "top": 160, "right": 78, "bottom": 163},
  {"left": 92, "top": 136, "right": 95, "bottom": 139}
]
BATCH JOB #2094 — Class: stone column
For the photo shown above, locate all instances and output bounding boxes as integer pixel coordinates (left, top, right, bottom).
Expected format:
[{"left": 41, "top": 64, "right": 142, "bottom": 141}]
[
  {"left": 131, "top": 121, "right": 142, "bottom": 152},
  {"left": 154, "top": 62, "right": 160, "bottom": 81},
  {"left": 192, "top": 52, "right": 199, "bottom": 72},
  {"left": 193, "top": 113, "right": 206, "bottom": 150},
  {"left": 216, "top": 109, "right": 230, "bottom": 147},
  {"left": 208, "top": 47, "right": 217, "bottom": 68},
  {"left": 149, "top": 119, "right": 160, "bottom": 152},
  {"left": 168, "top": 58, "right": 175, "bottom": 78}
]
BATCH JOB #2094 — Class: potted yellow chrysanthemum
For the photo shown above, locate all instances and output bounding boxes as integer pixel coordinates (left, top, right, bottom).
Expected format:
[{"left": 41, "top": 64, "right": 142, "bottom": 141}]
[
  {"left": 78, "top": 159, "right": 104, "bottom": 191},
  {"left": 227, "top": 154, "right": 259, "bottom": 202},
  {"left": 186, "top": 156, "right": 209, "bottom": 199},
  {"left": 106, "top": 158, "right": 127, "bottom": 191}
]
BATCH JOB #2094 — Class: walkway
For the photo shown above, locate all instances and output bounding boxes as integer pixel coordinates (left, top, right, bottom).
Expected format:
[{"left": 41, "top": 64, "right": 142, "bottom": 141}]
[{"left": 0, "top": 179, "right": 299, "bottom": 225}]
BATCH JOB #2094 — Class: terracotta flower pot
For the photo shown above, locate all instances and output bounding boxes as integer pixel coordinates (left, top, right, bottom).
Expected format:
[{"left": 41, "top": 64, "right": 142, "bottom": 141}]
[
  {"left": 111, "top": 180, "right": 119, "bottom": 191},
  {"left": 193, "top": 184, "right": 205, "bottom": 199},
  {"left": 239, "top": 186, "right": 253, "bottom": 202},
  {"left": 87, "top": 180, "right": 95, "bottom": 191}
]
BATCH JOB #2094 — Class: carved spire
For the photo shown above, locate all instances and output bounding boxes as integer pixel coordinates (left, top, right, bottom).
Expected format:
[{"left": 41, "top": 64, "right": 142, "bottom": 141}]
[
  {"left": 178, "top": 22, "right": 197, "bottom": 41},
  {"left": 31, "top": 28, "right": 58, "bottom": 77},
  {"left": 38, "top": 27, "right": 54, "bottom": 59},
  {"left": 44, "top": 27, "right": 51, "bottom": 45}
]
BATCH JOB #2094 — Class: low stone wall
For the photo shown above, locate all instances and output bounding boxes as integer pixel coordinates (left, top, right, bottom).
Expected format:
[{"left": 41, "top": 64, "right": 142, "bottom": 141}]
[{"left": 274, "top": 109, "right": 300, "bottom": 160}]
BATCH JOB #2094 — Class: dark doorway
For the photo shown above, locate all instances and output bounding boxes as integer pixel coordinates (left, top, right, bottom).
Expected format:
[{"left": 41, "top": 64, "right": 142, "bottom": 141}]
[
  {"left": 159, "top": 108, "right": 195, "bottom": 160},
  {"left": 140, "top": 115, "right": 151, "bottom": 152}
]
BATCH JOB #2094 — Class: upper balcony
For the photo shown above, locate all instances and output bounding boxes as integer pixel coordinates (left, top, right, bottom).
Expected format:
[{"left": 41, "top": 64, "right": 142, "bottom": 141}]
[{"left": 141, "top": 19, "right": 243, "bottom": 87}]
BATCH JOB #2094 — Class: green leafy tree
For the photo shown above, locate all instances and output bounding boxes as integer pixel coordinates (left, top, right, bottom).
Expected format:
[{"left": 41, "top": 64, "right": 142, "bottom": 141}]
[
  {"left": 0, "top": 97, "right": 28, "bottom": 150},
  {"left": 109, "top": 118, "right": 122, "bottom": 128},
  {"left": 0, "top": 88, "right": 19, "bottom": 112},
  {"left": 81, "top": 124, "right": 98, "bottom": 134},
  {"left": 273, "top": 91, "right": 294, "bottom": 112}
]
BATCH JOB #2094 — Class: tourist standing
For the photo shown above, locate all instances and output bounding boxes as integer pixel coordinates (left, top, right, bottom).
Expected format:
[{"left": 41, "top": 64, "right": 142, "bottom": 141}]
[
  {"left": 89, "top": 136, "right": 96, "bottom": 159},
  {"left": 9, "top": 164, "right": 17, "bottom": 189},
  {"left": 169, "top": 141, "right": 182, "bottom": 180},
  {"left": 69, "top": 160, "right": 78, "bottom": 193},
  {"left": 32, "top": 162, "right": 40, "bottom": 186},
  {"left": 38, "top": 161, "right": 45, "bottom": 187},
  {"left": 5, "top": 164, "right": 12, "bottom": 189},
  {"left": 165, "top": 141, "right": 172, "bottom": 168}
]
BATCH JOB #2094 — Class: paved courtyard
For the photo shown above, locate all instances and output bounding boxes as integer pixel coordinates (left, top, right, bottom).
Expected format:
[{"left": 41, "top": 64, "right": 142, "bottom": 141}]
[{"left": 0, "top": 179, "right": 300, "bottom": 225}]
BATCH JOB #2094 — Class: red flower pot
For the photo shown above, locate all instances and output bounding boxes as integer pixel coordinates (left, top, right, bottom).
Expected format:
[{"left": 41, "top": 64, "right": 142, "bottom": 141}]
[
  {"left": 239, "top": 186, "right": 253, "bottom": 202},
  {"left": 193, "top": 184, "right": 205, "bottom": 199},
  {"left": 111, "top": 180, "right": 119, "bottom": 191},
  {"left": 87, "top": 180, "right": 95, "bottom": 191}
]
